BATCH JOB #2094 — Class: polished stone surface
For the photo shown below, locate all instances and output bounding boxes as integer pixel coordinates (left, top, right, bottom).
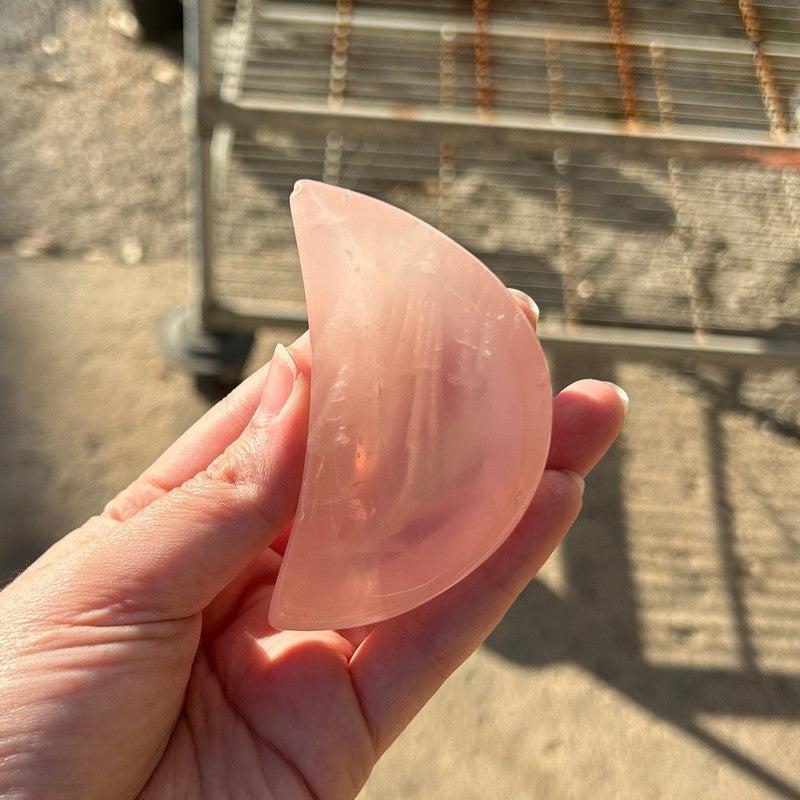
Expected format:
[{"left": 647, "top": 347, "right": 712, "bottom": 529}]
[{"left": 269, "top": 180, "right": 552, "bottom": 630}]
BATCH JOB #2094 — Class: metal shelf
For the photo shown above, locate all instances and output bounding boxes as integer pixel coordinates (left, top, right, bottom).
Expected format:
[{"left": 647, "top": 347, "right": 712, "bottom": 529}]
[{"left": 181, "top": 0, "right": 800, "bottom": 372}]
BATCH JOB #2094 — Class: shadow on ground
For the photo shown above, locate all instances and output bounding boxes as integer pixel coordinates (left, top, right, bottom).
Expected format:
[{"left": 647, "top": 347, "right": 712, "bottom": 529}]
[{"left": 485, "top": 354, "right": 800, "bottom": 800}]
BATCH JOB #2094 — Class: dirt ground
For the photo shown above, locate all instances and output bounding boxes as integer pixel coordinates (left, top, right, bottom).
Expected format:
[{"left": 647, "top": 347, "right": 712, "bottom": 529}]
[{"left": 1, "top": 1, "right": 800, "bottom": 798}]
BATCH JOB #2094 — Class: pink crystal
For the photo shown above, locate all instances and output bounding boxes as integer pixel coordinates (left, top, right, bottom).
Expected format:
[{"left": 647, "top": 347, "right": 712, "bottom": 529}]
[{"left": 268, "top": 180, "right": 552, "bottom": 631}]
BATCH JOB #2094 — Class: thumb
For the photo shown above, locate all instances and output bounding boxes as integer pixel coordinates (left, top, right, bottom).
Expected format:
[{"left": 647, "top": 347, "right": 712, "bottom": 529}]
[{"left": 65, "top": 343, "right": 310, "bottom": 623}]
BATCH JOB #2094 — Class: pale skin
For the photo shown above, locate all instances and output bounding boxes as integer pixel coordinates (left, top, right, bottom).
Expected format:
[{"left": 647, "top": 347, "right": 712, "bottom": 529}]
[{"left": 0, "top": 297, "right": 626, "bottom": 800}]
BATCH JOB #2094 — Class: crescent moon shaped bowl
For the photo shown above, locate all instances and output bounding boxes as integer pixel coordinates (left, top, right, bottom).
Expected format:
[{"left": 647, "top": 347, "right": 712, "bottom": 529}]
[{"left": 269, "top": 180, "right": 552, "bottom": 631}]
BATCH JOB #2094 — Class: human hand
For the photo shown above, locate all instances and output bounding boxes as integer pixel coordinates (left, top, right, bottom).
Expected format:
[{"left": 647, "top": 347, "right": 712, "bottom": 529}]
[{"left": 0, "top": 298, "right": 626, "bottom": 800}]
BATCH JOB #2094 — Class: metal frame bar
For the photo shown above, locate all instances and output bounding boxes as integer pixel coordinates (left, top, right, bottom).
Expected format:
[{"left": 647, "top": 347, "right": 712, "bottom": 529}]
[
  {"left": 220, "top": 0, "right": 254, "bottom": 103},
  {"left": 257, "top": 2, "right": 800, "bottom": 60},
  {"left": 537, "top": 324, "right": 800, "bottom": 367},
  {"left": 202, "top": 95, "right": 800, "bottom": 162},
  {"left": 211, "top": 0, "right": 256, "bottom": 215},
  {"left": 185, "top": 0, "right": 217, "bottom": 328},
  {"left": 204, "top": 301, "right": 800, "bottom": 367}
]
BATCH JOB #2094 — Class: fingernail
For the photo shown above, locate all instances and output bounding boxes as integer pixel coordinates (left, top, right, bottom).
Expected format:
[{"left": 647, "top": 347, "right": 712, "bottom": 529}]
[
  {"left": 508, "top": 288, "right": 540, "bottom": 328},
  {"left": 257, "top": 344, "right": 297, "bottom": 418},
  {"left": 562, "top": 470, "right": 585, "bottom": 496},
  {"left": 605, "top": 382, "right": 630, "bottom": 413}
]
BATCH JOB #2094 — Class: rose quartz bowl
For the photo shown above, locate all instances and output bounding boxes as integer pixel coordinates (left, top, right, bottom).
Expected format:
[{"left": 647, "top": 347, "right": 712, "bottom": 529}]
[{"left": 269, "top": 180, "right": 552, "bottom": 631}]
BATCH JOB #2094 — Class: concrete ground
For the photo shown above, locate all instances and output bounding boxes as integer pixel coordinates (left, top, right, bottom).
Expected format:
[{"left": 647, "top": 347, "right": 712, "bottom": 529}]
[{"left": 1, "top": 0, "right": 799, "bottom": 797}]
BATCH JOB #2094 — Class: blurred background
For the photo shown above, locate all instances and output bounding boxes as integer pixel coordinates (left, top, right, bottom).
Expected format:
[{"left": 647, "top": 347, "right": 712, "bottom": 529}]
[{"left": 1, "top": 0, "right": 799, "bottom": 797}]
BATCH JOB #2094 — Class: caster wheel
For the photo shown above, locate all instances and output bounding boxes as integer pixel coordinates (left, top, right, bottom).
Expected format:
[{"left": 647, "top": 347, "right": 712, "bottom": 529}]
[
  {"left": 159, "top": 305, "right": 255, "bottom": 395},
  {"left": 193, "top": 374, "right": 241, "bottom": 403}
]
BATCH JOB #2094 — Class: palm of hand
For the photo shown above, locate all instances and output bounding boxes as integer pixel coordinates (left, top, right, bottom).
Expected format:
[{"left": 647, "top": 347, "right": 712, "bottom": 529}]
[
  {"left": 0, "top": 330, "right": 624, "bottom": 800},
  {"left": 142, "top": 550, "right": 376, "bottom": 800}
]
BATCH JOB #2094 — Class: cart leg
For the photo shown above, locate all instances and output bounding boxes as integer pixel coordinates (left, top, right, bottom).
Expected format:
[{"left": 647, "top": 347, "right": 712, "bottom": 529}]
[{"left": 159, "top": 304, "right": 255, "bottom": 399}]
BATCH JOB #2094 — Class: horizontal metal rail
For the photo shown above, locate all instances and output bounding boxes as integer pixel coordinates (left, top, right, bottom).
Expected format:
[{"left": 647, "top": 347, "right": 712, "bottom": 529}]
[
  {"left": 206, "top": 300, "right": 800, "bottom": 367},
  {"left": 537, "top": 324, "right": 800, "bottom": 367},
  {"left": 202, "top": 95, "right": 800, "bottom": 160},
  {"left": 257, "top": 1, "right": 800, "bottom": 60}
]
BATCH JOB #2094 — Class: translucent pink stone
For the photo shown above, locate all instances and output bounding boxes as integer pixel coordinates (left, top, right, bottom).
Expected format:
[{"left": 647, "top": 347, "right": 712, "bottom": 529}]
[{"left": 268, "top": 180, "right": 552, "bottom": 631}]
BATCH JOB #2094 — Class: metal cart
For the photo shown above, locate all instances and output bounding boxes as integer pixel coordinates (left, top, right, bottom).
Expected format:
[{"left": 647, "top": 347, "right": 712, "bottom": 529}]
[{"left": 163, "top": 0, "right": 800, "bottom": 384}]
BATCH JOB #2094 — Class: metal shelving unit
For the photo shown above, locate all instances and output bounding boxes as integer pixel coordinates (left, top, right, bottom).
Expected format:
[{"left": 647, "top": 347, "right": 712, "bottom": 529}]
[{"left": 164, "top": 0, "right": 800, "bottom": 381}]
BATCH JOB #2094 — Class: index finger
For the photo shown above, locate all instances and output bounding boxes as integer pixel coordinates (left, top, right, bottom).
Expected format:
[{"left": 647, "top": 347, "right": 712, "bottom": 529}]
[{"left": 103, "top": 332, "right": 310, "bottom": 521}]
